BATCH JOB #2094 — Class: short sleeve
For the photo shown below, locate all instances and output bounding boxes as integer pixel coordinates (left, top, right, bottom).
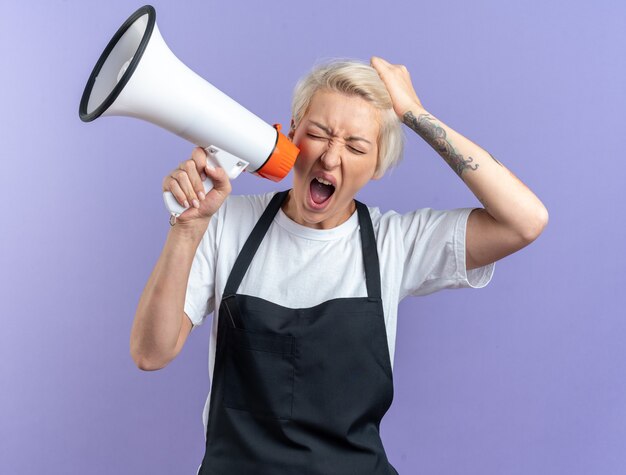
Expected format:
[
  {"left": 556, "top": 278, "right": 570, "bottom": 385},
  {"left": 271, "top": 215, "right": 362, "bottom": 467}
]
[
  {"left": 183, "top": 211, "right": 220, "bottom": 329},
  {"left": 398, "top": 207, "right": 495, "bottom": 299}
]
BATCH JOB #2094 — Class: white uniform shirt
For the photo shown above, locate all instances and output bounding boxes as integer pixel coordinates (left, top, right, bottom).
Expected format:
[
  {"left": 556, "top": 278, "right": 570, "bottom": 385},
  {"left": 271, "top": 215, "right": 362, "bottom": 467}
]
[{"left": 184, "top": 191, "right": 495, "bottom": 438}]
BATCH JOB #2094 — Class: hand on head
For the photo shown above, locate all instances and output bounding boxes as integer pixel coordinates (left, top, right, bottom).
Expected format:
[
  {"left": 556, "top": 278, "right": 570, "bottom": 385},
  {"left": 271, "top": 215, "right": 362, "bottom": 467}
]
[{"left": 370, "top": 56, "right": 424, "bottom": 117}]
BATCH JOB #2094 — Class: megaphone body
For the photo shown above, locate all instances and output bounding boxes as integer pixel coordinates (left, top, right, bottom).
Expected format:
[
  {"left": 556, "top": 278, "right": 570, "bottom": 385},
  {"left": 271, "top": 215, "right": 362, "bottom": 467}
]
[{"left": 79, "top": 5, "right": 298, "bottom": 216}]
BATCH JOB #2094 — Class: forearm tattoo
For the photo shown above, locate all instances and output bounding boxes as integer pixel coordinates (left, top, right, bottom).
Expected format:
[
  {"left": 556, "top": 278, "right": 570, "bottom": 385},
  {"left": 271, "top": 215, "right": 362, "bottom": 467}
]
[{"left": 403, "top": 111, "right": 480, "bottom": 178}]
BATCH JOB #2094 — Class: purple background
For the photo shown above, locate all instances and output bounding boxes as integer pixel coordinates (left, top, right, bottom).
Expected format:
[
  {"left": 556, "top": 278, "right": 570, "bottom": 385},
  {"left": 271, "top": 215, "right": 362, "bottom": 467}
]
[{"left": 1, "top": 1, "right": 624, "bottom": 473}]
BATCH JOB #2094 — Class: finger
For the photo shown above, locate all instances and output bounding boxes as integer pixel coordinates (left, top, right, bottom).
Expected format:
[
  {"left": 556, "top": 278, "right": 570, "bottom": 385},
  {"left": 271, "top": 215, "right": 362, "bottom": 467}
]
[
  {"left": 190, "top": 147, "right": 209, "bottom": 181},
  {"left": 172, "top": 169, "right": 201, "bottom": 208},
  {"left": 373, "top": 57, "right": 407, "bottom": 77},
  {"left": 180, "top": 158, "right": 207, "bottom": 202},
  {"left": 205, "top": 165, "right": 232, "bottom": 195},
  {"left": 371, "top": 56, "right": 391, "bottom": 68},
  {"left": 164, "top": 177, "right": 190, "bottom": 209}
]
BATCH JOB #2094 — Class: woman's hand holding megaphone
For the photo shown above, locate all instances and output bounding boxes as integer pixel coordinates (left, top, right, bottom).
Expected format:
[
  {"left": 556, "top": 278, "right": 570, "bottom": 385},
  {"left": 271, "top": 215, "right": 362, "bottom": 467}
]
[{"left": 162, "top": 147, "right": 232, "bottom": 226}]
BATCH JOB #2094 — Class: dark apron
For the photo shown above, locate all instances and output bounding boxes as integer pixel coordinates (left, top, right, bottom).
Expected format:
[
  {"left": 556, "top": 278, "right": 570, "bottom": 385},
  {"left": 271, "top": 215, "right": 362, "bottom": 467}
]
[{"left": 199, "top": 190, "right": 398, "bottom": 475}]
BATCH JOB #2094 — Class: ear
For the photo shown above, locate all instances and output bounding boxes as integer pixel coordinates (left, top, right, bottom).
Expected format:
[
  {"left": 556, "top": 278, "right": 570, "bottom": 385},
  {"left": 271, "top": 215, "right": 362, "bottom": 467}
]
[{"left": 288, "top": 118, "right": 296, "bottom": 141}]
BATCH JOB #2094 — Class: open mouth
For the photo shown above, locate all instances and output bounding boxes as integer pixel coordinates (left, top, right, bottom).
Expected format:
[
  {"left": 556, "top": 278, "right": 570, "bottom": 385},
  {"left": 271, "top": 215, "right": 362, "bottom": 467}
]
[{"left": 309, "top": 177, "right": 336, "bottom": 205}]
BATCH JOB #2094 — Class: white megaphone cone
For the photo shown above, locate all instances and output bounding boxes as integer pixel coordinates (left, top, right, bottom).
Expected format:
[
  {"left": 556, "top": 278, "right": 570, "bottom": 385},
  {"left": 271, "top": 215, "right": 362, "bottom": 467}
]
[{"left": 79, "top": 5, "right": 299, "bottom": 216}]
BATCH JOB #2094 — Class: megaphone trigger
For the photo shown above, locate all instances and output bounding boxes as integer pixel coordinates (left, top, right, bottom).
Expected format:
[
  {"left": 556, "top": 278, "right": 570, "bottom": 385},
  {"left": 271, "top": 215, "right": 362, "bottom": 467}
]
[{"left": 162, "top": 146, "right": 249, "bottom": 216}]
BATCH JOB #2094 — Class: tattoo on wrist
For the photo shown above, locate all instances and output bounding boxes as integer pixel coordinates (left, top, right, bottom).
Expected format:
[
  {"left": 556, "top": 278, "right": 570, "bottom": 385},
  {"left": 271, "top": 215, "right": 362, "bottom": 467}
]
[{"left": 403, "top": 111, "right": 479, "bottom": 178}]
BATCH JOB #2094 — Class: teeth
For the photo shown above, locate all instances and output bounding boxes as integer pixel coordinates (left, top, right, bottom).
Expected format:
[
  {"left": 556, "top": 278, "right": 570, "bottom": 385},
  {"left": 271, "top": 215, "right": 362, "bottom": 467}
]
[{"left": 315, "top": 177, "right": 334, "bottom": 187}]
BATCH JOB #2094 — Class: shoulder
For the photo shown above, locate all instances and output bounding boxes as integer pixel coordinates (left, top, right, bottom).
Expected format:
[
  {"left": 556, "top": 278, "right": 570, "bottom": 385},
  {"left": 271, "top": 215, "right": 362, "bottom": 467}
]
[
  {"left": 217, "top": 190, "right": 282, "bottom": 232},
  {"left": 365, "top": 205, "right": 433, "bottom": 233},
  {"left": 365, "top": 205, "right": 475, "bottom": 248},
  {"left": 222, "top": 191, "right": 276, "bottom": 215},
  {"left": 213, "top": 191, "right": 279, "bottom": 227},
  {"left": 368, "top": 205, "right": 471, "bottom": 228}
]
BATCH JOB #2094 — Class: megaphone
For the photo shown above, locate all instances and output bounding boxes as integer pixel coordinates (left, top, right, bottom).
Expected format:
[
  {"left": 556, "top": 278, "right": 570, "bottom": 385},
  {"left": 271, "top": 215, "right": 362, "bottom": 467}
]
[{"left": 79, "top": 5, "right": 299, "bottom": 216}]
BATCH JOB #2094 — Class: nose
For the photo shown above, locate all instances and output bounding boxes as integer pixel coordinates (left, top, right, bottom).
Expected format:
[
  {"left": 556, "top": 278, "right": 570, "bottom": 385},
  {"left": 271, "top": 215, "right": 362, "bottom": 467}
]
[{"left": 320, "top": 140, "right": 341, "bottom": 169}]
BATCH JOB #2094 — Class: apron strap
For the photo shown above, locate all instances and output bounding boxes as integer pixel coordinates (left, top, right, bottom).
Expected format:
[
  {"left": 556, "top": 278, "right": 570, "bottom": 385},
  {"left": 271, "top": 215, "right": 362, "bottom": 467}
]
[
  {"left": 355, "top": 200, "right": 382, "bottom": 301},
  {"left": 223, "top": 190, "right": 289, "bottom": 297},
  {"left": 223, "top": 190, "right": 381, "bottom": 301}
]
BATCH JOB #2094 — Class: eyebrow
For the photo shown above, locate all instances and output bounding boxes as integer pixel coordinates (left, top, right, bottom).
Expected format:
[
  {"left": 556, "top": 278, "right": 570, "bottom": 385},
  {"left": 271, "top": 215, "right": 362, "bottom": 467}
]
[{"left": 309, "top": 120, "right": 372, "bottom": 145}]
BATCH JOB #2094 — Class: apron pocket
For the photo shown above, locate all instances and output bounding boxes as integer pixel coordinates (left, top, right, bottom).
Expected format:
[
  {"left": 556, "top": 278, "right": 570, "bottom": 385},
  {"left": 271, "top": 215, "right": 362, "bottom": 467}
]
[{"left": 223, "top": 326, "right": 295, "bottom": 420}]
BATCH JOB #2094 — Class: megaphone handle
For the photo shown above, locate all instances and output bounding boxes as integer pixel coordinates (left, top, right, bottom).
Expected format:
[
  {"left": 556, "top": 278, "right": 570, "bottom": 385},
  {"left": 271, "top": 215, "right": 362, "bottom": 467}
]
[{"left": 162, "top": 146, "right": 249, "bottom": 216}]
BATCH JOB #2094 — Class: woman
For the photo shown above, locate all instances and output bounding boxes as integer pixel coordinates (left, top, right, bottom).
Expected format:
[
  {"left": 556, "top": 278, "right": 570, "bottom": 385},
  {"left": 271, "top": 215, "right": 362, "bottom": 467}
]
[{"left": 130, "top": 56, "right": 548, "bottom": 474}]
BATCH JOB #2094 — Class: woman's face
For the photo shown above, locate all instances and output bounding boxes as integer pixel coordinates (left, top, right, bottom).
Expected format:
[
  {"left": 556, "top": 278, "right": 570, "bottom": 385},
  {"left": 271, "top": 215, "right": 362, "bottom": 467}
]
[{"left": 284, "top": 89, "right": 380, "bottom": 229}]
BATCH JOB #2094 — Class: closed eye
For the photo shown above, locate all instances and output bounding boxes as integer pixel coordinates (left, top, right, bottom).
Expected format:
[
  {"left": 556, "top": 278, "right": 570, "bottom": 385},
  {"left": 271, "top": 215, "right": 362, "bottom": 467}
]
[{"left": 307, "top": 133, "right": 365, "bottom": 154}]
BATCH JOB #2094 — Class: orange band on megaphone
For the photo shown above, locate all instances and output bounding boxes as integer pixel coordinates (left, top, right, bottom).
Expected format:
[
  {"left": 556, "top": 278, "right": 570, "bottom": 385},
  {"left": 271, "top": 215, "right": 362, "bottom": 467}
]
[{"left": 254, "top": 124, "right": 299, "bottom": 182}]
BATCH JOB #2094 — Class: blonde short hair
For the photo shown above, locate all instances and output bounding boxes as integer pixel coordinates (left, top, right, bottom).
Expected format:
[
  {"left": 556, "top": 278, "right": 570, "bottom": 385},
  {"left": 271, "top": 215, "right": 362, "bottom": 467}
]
[{"left": 291, "top": 59, "right": 405, "bottom": 177}]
